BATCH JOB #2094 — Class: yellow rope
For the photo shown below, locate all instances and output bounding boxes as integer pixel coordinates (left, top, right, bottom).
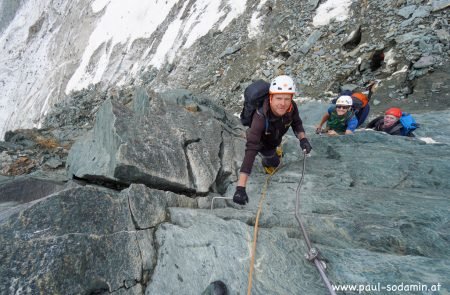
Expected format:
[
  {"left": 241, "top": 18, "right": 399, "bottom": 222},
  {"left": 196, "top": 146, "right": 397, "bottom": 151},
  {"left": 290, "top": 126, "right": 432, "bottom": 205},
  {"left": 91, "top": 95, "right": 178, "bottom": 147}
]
[{"left": 246, "top": 148, "right": 284, "bottom": 295}]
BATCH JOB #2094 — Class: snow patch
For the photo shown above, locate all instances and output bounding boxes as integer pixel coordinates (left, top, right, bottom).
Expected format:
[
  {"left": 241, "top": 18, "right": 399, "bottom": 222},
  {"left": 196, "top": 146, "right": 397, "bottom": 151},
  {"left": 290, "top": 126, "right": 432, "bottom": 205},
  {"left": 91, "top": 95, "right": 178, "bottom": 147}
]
[
  {"left": 248, "top": 0, "right": 268, "bottom": 38},
  {"left": 313, "top": 0, "right": 353, "bottom": 27},
  {"left": 182, "top": 0, "right": 246, "bottom": 49},
  {"left": 92, "top": 0, "right": 110, "bottom": 13},
  {"left": 151, "top": 5, "right": 186, "bottom": 68},
  {"left": 418, "top": 137, "right": 440, "bottom": 144},
  {"left": 66, "top": 0, "right": 179, "bottom": 93},
  {"left": 66, "top": 0, "right": 248, "bottom": 93},
  {"left": 392, "top": 65, "right": 409, "bottom": 76}
]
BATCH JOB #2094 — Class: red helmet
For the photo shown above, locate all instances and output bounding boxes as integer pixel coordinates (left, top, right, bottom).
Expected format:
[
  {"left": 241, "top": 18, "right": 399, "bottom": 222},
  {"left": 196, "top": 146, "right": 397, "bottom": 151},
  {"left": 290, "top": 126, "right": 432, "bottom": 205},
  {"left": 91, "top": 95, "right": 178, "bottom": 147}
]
[{"left": 385, "top": 107, "right": 402, "bottom": 118}]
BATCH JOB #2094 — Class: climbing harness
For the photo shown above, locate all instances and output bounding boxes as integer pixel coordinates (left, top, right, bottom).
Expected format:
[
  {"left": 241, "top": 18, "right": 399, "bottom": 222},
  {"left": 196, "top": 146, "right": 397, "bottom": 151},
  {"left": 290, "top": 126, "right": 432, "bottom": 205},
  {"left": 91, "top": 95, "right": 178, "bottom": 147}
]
[{"left": 295, "top": 152, "right": 337, "bottom": 295}]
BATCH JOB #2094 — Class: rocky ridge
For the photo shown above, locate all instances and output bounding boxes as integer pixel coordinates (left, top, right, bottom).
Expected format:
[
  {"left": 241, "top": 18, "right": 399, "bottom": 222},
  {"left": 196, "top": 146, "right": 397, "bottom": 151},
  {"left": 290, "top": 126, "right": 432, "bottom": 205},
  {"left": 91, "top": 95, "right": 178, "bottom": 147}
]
[
  {"left": 1, "top": 0, "right": 450, "bottom": 136},
  {"left": 144, "top": 0, "right": 450, "bottom": 116},
  {"left": 1, "top": 91, "right": 450, "bottom": 294}
]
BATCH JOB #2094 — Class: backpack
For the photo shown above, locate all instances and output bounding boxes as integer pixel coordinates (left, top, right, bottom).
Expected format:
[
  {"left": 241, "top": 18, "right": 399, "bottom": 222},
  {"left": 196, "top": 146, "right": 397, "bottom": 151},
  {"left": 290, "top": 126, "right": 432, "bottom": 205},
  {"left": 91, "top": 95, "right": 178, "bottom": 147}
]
[
  {"left": 333, "top": 89, "right": 370, "bottom": 109},
  {"left": 331, "top": 91, "right": 367, "bottom": 108},
  {"left": 351, "top": 92, "right": 369, "bottom": 108},
  {"left": 240, "top": 80, "right": 270, "bottom": 127},
  {"left": 399, "top": 113, "right": 418, "bottom": 136}
]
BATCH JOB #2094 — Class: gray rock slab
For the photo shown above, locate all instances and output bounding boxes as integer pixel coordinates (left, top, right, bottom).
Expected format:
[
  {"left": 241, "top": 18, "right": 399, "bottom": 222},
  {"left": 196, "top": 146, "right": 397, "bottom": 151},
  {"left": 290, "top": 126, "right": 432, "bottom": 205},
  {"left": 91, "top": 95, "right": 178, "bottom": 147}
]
[
  {"left": 308, "top": 0, "right": 320, "bottom": 10},
  {"left": 431, "top": 0, "right": 450, "bottom": 11},
  {"left": 124, "top": 184, "right": 168, "bottom": 229},
  {"left": 0, "top": 186, "right": 151, "bottom": 294},
  {"left": 413, "top": 55, "right": 435, "bottom": 69},
  {"left": 0, "top": 176, "right": 65, "bottom": 204},
  {"left": 369, "top": 66, "right": 409, "bottom": 104},
  {"left": 0, "top": 176, "right": 66, "bottom": 215},
  {"left": 300, "top": 30, "right": 322, "bottom": 54},
  {"left": 407, "top": 63, "right": 450, "bottom": 112},
  {"left": 327, "top": 247, "right": 449, "bottom": 288},
  {"left": 436, "top": 29, "right": 450, "bottom": 44},
  {"left": 397, "top": 5, "right": 417, "bottom": 18},
  {"left": 68, "top": 88, "right": 239, "bottom": 194},
  {"left": 396, "top": 32, "right": 425, "bottom": 43},
  {"left": 411, "top": 5, "right": 431, "bottom": 18},
  {"left": 146, "top": 208, "right": 327, "bottom": 294},
  {"left": 182, "top": 132, "right": 450, "bottom": 294},
  {"left": 219, "top": 44, "right": 241, "bottom": 59}
]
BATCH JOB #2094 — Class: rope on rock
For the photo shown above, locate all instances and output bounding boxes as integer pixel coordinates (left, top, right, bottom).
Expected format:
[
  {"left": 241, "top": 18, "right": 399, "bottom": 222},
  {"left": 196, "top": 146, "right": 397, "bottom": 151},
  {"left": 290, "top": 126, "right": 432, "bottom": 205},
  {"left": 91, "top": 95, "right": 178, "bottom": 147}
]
[
  {"left": 219, "top": 139, "right": 335, "bottom": 294},
  {"left": 247, "top": 156, "right": 282, "bottom": 295},
  {"left": 248, "top": 150, "right": 337, "bottom": 295}
]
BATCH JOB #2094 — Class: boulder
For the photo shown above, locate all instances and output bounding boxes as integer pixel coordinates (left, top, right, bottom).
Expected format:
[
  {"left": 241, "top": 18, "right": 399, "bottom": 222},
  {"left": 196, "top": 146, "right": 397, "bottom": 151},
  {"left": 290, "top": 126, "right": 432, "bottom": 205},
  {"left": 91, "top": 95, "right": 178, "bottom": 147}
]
[
  {"left": 67, "top": 88, "right": 241, "bottom": 194},
  {"left": 0, "top": 183, "right": 184, "bottom": 293}
]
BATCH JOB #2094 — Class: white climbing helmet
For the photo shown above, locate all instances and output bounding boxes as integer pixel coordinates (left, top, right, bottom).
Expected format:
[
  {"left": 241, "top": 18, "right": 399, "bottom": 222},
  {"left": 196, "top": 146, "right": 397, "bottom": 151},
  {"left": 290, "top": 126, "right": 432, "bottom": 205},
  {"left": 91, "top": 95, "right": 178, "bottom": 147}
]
[
  {"left": 336, "top": 95, "right": 353, "bottom": 106},
  {"left": 269, "top": 75, "right": 296, "bottom": 95}
]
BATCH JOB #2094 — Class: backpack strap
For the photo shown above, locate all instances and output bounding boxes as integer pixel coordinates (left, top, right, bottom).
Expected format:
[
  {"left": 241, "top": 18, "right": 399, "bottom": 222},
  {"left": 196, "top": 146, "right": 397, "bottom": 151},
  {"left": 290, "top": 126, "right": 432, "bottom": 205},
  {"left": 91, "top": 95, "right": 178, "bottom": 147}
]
[{"left": 257, "top": 106, "right": 270, "bottom": 135}]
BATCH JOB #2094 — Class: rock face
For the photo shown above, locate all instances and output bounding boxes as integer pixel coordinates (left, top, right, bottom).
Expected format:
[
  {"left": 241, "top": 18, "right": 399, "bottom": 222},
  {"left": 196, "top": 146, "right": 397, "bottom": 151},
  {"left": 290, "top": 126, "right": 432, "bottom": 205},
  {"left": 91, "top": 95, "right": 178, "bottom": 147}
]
[
  {"left": 146, "top": 127, "right": 450, "bottom": 294},
  {"left": 67, "top": 87, "right": 242, "bottom": 194},
  {"left": 1, "top": 101, "right": 450, "bottom": 294},
  {"left": 0, "top": 185, "right": 141, "bottom": 294},
  {"left": 0, "top": 183, "right": 207, "bottom": 294}
]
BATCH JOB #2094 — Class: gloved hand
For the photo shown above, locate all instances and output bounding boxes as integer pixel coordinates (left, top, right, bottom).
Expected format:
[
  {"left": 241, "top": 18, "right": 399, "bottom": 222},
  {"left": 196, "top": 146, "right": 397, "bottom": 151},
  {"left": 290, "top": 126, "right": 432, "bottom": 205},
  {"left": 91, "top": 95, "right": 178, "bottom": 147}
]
[
  {"left": 233, "top": 186, "right": 248, "bottom": 205},
  {"left": 300, "top": 138, "right": 312, "bottom": 154}
]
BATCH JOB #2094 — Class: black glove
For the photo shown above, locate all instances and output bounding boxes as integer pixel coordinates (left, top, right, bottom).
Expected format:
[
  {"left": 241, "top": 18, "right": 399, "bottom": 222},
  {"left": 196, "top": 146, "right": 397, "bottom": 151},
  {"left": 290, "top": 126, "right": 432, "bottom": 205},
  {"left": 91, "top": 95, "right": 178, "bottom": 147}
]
[
  {"left": 233, "top": 186, "right": 248, "bottom": 205},
  {"left": 300, "top": 138, "right": 312, "bottom": 154}
]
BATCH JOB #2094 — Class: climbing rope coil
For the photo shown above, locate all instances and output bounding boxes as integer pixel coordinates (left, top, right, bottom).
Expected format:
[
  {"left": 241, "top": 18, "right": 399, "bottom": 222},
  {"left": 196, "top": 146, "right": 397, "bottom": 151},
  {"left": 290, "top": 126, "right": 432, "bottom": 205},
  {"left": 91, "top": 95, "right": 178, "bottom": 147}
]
[{"left": 211, "top": 145, "right": 337, "bottom": 295}]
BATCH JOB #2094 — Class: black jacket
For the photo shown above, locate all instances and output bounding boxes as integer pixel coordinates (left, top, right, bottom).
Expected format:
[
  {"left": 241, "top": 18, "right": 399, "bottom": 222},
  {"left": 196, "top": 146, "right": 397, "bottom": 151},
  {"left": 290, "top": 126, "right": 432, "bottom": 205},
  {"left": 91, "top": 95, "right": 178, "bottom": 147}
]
[
  {"left": 240, "top": 98, "right": 305, "bottom": 174},
  {"left": 367, "top": 116, "right": 414, "bottom": 137}
]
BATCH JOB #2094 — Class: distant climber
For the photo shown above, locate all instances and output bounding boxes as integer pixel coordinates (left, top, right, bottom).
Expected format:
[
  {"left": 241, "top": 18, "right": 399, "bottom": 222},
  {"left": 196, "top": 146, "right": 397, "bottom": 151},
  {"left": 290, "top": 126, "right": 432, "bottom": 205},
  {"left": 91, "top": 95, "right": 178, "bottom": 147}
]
[
  {"left": 337, "top": 90, "right": 370, "bottom": 127},
  {"left": 233, "top": 75, "right": 312, "bottom": 205},
  {"left": 316, "top": 95, "right": 358, "bottom": 136},
  {"left": 367, "top": 107, "right": 417, "bottom": 137}
]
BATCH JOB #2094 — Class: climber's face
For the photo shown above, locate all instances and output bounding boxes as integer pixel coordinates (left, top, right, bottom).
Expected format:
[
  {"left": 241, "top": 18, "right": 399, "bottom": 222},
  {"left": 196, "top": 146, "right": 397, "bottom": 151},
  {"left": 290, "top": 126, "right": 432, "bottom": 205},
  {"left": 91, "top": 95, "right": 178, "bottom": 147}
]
[
  {"left": 336, "top": 105, "right": 350, "bottom": 116},
  {"left": 383, "top": 114, "right": 398, "bottom": 127},
  {"left": 270, "top": 94, "right": 293, "bottom": 117}
]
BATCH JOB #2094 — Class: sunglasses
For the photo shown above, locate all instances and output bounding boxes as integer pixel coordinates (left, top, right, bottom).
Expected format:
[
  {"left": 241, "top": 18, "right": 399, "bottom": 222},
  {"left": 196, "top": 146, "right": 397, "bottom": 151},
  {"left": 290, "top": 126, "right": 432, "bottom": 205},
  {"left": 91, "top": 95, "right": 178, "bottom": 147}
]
[{"left": 336, "top": 105, "right": 350, "bottom": 110}]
